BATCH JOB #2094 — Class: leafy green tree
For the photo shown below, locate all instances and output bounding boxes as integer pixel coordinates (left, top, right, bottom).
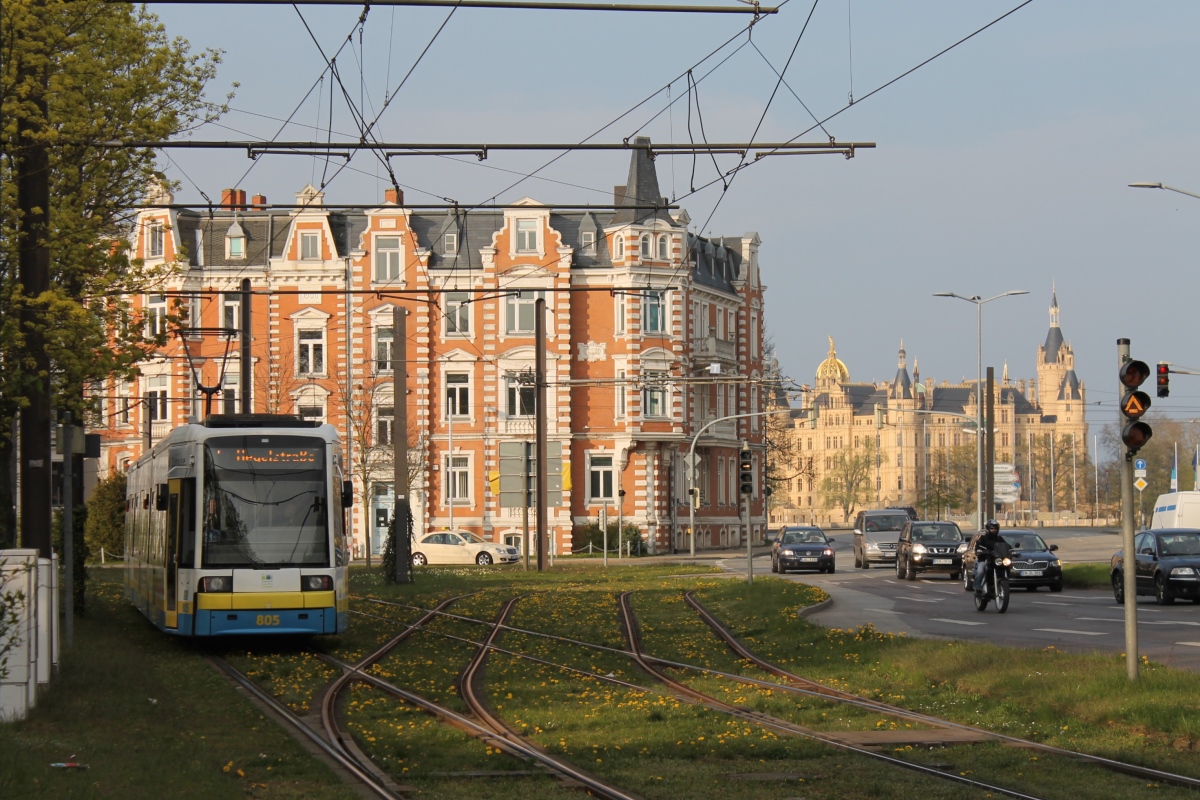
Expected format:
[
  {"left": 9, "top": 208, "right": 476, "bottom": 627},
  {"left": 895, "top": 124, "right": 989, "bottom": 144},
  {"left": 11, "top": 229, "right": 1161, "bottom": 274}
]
[
  {"left": 0, "top": 1, "right": 230, "bottom": 546},
  {"left": 84, "top": 471, "right": 126, "bottom": 559}
]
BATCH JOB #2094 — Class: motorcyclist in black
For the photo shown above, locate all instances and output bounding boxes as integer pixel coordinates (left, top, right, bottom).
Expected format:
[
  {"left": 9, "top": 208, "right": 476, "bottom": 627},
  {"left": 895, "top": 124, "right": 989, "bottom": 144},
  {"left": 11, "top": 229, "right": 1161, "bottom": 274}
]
[{"left": 974, "top": 519, "right": 1002, "bottom": 590}]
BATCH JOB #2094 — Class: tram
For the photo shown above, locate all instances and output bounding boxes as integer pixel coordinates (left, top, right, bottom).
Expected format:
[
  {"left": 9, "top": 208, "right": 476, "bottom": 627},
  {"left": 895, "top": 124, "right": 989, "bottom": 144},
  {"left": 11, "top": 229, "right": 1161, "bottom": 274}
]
[{"left": 124, "top": 414, "right": 350, "bottom": 635}]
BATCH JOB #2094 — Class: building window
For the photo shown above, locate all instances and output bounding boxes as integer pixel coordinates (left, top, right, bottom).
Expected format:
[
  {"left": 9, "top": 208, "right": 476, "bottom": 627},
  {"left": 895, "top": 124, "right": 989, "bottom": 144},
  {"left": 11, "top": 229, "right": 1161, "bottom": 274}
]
[
  {"left": 146, "top": 375, "right": 168, "bottom": 421},
  {"left": 221, "top": 372, "right": 239, "bottom": 415},
  {"left": 515, "top": 219, "right": 538, "bottom": 252},
  {"left": 750, "top": 311, "right": 759, "bottom": 358},
  {"left": 145, "top": 294, "right": 168, "bottom": 338},
  {"left": 222, "top": 293, "right": 241, "bottom": 334},
  {"left": 505, "top": 290, "right": 543, "bottom": 334},
  {"left": 616, "top": 370, "right": 626, "bottom": 418},
  {"left": 227, "top": 234, "right": 244, "bottom": 259},
  {"left": 658, "top": 235, "right": 669, "bottom": 260},
  {"left": 615, "top": 292, "right": 626, "bottom": 335},
  {"left": 581, "top": 231, "right": 596, "bottom": 255},
  {"left": 375, "top": 236, "right": 401, "bottom": 281},
  {"left": 297, "top": 403, "right": 324, "bottom": 423},
  {"left": 445, "top": 291, "right": 470, "bottom": 335},
  {"left": 615, "top": 235, "right": 625, "bottom": 258},
  {"left": 506, "top": 375, "right": 535, "bottom": 417},
  {"left": 446, "top": 455, "right": 470, "bottom": 504},
  {"left": 300, "top": 231, "right": 321, "bottom": 260},
  {"left": 297, "top": 328, "right": 325, "bottom": 375},
  {"left": 643, "top": 372, "right": 668, "bottom": 418},
  {"left": 377, "top": 406, "right": 394, "bottom": 446},
  {"left": 643, "top": 291, "right": 666, "bottom": 334},
  {"left": 444, "top": 232, "right": 458, "bottom": 253},
  {"left": 718, "top": 458, "right": 726, "bottom": 505},
  {"left": 589, "top": 454, "right": 614, "bottom": 501},
  {"left": 116, "top": 381, "right": 131, "bottom": 426},
  {"left": 640, "top": 234, "right": 651, "bottom": 257},
  {"left": 446, "top": 373, "right": 469, "bottom": 417},
  {"left": 147, "top": 220, "right": 165, "bottom": 258},
  {"left": 375, "top": 327, "right": 394, "bottom": 373}
]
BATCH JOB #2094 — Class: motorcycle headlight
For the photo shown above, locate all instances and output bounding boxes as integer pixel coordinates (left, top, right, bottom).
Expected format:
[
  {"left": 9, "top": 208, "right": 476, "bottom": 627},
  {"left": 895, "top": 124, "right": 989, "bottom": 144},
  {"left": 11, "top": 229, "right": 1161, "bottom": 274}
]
[
  {"left": 997, "top": 557, "right": 1011, "bottom": 567},
  {"left": 912, "top": 544, "right": 927, "bottom": 554}
]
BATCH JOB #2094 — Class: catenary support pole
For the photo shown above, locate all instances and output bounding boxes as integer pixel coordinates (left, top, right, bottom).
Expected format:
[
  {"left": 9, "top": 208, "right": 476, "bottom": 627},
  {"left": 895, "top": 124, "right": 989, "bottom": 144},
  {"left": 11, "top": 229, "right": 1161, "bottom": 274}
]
[
  {"left": 240, "top": 278, "right": 252, "bottom": 413},
  {"left": 986, "top": 367, "right": 995, "bottom": 521},
  {"left": 392, "top": 307, "right": 412, "bottom": 582},
  {"left": 535, "top": 298, "right": 547, "bottom": 571},
  {"left": 62, "top": 413, "right": 73, "bottom": 648}
]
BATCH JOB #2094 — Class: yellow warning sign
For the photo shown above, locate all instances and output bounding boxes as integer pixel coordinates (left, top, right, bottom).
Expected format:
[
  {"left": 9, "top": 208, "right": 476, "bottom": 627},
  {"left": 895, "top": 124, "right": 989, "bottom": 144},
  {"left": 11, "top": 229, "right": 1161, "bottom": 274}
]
[{"left": 1134, "top": 477, "right": 1148, "bottom": 492}]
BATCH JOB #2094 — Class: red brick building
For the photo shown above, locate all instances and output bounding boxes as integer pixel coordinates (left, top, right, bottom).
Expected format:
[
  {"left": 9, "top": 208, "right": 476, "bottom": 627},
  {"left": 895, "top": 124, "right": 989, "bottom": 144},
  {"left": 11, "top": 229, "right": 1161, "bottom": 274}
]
[{"left": 92, "top": 140, "right": 768, "bottom": 557}]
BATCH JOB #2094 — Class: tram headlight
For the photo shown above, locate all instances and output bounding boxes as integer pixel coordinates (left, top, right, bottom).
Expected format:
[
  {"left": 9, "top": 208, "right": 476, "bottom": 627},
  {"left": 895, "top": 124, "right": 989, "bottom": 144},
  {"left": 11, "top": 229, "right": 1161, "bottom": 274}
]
[
  {"left": 199, "top": 576, "right": 232, "bottom": 592},
  {"left": 302, "top": 575, "right": 332, "bottom": 591}
]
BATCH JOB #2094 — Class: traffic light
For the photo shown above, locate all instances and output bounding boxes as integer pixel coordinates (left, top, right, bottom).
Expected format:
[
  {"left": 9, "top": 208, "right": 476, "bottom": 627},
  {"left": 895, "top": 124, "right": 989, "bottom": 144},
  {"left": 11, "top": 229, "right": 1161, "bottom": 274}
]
[
  {"left": 739, "top": 449, "right": 754, "bottom": 495},
  {"left": 690, "top": 487, "right": 700, "bottom": 509},
  {"left": 1157, "top": 362, "right": 1170, "bottom": 398},
  {"left": 1118, "top": 358, "right": 1153, "bottom": 453}
]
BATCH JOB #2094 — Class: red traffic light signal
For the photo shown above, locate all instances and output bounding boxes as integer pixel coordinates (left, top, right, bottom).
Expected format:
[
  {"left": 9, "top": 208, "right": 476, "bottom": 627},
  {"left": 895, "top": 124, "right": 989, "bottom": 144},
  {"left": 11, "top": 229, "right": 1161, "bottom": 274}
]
[
  {"left": 1119, "top": 359, "right": 1150, "bottom": 389},
  {"left": 1157, "top": 362, "right": 1170, "bottom": 398}
]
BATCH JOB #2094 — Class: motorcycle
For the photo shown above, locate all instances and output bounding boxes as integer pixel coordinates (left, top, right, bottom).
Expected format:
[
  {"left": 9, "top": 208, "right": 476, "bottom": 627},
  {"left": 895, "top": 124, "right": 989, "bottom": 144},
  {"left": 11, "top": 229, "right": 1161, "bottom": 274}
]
[{"left": 973, "top": 541, "right": 1012, "bottom": 613}]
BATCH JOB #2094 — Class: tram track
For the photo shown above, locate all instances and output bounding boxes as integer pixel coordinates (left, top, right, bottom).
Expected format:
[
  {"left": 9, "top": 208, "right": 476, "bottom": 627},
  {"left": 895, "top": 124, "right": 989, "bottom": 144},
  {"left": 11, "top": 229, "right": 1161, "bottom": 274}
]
[{"left": 361, "top": 592, "right": 1200, "bottom": 798}]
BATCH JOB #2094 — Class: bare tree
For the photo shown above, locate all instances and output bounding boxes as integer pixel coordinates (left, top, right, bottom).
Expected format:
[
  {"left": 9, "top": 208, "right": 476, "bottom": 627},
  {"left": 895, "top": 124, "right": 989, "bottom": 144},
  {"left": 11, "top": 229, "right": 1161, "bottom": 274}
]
[{"left": 821, "top": 439, "right": 875, "bottom": 523}]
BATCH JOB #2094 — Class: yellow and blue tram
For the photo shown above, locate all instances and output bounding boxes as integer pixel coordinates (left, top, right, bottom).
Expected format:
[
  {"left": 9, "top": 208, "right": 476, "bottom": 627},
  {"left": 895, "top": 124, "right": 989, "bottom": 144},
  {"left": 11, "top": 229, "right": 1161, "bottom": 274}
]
[{"left": 124, "top": 414, "right": 350, "bottom": 635}]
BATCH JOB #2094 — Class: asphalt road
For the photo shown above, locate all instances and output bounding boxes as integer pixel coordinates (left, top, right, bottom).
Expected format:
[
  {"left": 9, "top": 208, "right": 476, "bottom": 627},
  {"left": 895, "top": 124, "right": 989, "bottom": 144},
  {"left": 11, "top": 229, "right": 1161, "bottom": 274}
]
[{"left": 713, "top": 527, "right": 1200, "bottom": 672}]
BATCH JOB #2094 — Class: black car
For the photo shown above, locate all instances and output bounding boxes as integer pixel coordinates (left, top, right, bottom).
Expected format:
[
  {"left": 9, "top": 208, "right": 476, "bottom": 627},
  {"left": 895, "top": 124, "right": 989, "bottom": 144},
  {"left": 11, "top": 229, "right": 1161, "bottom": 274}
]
[
  {"left": 1111, "top": 528, "right": 1200, "bottom": 605},
  {"left": 771, "top": 526, "right": 835, "bottom": 574},
  {"left": 962, "top": 529, "right": 1063, "bottom": 592},
  {"left": 895, "top": 520, "right": 966, "bottom": 581}
]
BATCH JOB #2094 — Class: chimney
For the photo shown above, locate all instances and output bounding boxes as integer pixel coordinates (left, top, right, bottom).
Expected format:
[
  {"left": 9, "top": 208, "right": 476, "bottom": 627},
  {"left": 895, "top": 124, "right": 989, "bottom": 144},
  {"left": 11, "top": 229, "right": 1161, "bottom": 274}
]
[
  {"left": 235, "top": 189, "right": 248, "bottom": 209},
  {"left": 251, "top": 194, "right": 267, "bottom": 209},
  {"left": 384, "top": 188, "right": 403, "bottom": 205},
  {"left": 614, "top": 185, "right": 627, "bottom": 206},
  {"left": 221, "top": 188, "right": 236, "bottom": 207}
]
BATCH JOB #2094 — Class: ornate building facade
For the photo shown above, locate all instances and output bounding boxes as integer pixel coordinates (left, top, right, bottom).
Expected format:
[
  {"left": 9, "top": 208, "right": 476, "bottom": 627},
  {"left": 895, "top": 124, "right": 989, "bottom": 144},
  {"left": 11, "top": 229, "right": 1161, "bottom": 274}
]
[
  {"left": 771, "top": 291, "right": 1088, "bottom": 526},
  {"left": 90, "top": 140, "right": 769, "bottom": 556}
]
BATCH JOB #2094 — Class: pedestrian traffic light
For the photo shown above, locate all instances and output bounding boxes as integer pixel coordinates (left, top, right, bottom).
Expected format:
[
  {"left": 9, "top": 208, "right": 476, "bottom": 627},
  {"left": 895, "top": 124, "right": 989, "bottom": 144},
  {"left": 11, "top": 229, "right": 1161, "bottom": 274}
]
[
  {"left": 1157, "top": 362, "right": 1170, "bottom": 398},
  {"left": 1118, "top": 358, "right": 1153, "bottom": 453},
  {"left": 739, "top": 449, "right": 754, "bottom": 495}
]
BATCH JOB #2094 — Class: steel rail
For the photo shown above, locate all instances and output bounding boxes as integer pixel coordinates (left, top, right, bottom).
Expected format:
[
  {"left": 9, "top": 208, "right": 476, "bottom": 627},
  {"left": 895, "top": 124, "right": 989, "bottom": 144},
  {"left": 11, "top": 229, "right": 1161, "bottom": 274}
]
[
  {"left": 615, "top": 592, "right": 1046, "bottom": 800},
  {"left": 207, "top": 654, "right": 398, "bottom": 799},
  {"left": 457, "top": 598, "right": 646, "bottom": 800},
  {"left": 681, "top": 590, "right": 1200, "bottom": 792},
  {"left": 363, "top": 594, "right": 1200, "bottom": 792}
]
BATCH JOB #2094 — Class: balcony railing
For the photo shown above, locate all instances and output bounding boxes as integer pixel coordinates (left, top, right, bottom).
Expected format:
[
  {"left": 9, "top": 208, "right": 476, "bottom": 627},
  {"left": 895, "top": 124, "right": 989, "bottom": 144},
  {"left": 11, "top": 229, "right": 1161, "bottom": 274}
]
[
  {"left": 691, "top": 335, "right": 737, "bottom": 362},
  {"left": 498, "top": 416, "right": 536, "bottom": 436}
]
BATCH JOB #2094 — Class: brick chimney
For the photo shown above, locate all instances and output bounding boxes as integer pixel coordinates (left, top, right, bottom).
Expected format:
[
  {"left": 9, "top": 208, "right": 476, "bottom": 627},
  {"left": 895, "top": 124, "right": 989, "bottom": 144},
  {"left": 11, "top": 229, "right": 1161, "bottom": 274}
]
[
  {"left": 384, "top": 187, "right": 403, "bottom": 205},
  {"left": 221, "top": 188, "right": 236, "bottom": 207},
  {"left": 235, "top": 189, "right": 247, "bottom": 209},
  {"left": 251, "top": 194, "right": 267, "bottom": 209}
]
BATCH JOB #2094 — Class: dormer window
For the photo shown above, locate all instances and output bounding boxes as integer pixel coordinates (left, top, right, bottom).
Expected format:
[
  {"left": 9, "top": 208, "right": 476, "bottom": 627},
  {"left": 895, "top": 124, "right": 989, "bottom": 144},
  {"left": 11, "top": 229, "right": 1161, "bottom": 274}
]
[
  {"left": 515, "top": 219, "right": 538, "bottom": 252},
  {"left": 615, "top": 235, "right": 625, "bottom": 258},
  {"left": 146, "top": 220, "right": 165, "bottom": 258},
  {"left": 226, "top": 221, "right": 246, "bottom": 260},
  {"left": 444, "top": 232, "right": 458, "bottom": 253},
  {"left": 581, "top": 231, "right": 596, "bottom": 255},
  {"left": 640, "top": 234, "right": 651, "bottom": 257},
  {"left": 300, "top": 231, "right": 321, "bottom": 260},
  {"left": 657, "top": 235, "right": 668, "bottom": 260}
]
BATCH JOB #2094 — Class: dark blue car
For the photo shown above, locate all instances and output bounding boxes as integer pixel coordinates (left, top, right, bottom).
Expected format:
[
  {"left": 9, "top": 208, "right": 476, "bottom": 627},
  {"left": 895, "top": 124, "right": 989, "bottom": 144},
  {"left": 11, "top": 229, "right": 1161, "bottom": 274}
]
[
  {"left": 1111, "top": 528, "right": 1200, "bottom": 605},
  {"left": 771, "top": 526, "right": 835, "bottom": 574}
]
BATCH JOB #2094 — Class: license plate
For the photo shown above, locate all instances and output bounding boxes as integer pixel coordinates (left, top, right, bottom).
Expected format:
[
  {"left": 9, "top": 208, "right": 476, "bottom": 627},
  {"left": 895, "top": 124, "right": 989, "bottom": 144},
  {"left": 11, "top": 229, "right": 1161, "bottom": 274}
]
[
  {"left": 1019, "top": 569, "right": 1043, "bottom": 577},
  {"left": 800, "top": 557, "right": 818, "bottom": 562},
  {"left": 932, "top": 559, "right": 952, "bottom": 565}
]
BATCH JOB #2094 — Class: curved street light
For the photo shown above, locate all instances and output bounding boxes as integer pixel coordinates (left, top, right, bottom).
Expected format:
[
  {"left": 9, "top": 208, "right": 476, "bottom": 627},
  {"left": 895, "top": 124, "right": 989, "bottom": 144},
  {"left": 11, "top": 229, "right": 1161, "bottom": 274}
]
[
  {"left": 932, "top": 290, "right": 1028, "bottom": 529},
  {"left": 1128, "top": 181, "right": 1200, "bottom": 201}
]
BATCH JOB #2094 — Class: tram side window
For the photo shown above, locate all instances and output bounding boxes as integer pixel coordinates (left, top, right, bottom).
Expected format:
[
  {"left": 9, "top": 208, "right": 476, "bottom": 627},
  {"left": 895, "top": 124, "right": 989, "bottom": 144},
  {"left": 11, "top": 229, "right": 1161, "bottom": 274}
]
[{"left": 179, "top": 478, "right": 197, "bottom": 568}]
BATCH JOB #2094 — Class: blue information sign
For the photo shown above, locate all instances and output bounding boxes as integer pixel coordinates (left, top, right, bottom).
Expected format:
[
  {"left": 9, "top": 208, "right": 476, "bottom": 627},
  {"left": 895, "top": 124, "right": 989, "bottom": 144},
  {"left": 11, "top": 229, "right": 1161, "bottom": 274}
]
[{"left": 1134, "top": 458, "right": 1147, "bottom": 471}]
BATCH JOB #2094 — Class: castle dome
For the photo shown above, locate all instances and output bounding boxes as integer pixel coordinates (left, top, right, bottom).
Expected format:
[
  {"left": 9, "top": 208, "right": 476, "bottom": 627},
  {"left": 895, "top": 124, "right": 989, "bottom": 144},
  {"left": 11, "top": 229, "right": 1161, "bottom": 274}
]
[{"left": 816, "top": 336, "right": 849, "bottom": 384}]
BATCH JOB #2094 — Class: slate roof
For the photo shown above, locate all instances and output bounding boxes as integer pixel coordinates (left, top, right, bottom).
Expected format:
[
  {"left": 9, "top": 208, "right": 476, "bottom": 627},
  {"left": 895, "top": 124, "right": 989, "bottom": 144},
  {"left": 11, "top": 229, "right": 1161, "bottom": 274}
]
[{"left": 1043, "top": 325, "right": 1064, "bottom": 363}]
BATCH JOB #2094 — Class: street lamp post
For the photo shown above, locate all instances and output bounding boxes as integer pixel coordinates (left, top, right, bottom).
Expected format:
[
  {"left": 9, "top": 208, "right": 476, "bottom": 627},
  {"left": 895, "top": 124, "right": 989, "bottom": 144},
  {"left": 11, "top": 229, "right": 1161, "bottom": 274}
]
[
  {"left": 1128, "top": 181, "right": 1200, "bottom": 201},
  {"left": 933, "top": 290, "right": 1028, "bottom": 530}
]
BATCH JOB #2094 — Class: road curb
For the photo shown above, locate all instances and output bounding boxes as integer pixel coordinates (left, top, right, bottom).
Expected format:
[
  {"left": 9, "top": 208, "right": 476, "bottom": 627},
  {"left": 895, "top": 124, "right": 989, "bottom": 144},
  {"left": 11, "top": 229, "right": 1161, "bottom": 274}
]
[{"left": 797, "top": 596, "right": 833, "bottom": 619}]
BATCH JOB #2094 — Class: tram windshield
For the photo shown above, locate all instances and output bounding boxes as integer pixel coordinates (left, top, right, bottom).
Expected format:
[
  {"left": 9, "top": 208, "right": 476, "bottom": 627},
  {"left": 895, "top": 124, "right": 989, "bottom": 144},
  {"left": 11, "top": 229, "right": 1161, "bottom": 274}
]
[{"left": 201, "top": 435, "right": 331, "bottom": 568}]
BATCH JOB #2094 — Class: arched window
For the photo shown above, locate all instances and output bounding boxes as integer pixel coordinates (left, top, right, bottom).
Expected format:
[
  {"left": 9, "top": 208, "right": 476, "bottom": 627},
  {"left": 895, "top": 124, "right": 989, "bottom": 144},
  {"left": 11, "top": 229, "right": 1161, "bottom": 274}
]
[
  {"left": 658, "top": 235, "right": 668, "bottom": 260},
  {"left": 615, "top": 235, "right": 625, "bottom": 258},
  {"left": 640, "top": 234, "right": 651, "bottom": 257}
]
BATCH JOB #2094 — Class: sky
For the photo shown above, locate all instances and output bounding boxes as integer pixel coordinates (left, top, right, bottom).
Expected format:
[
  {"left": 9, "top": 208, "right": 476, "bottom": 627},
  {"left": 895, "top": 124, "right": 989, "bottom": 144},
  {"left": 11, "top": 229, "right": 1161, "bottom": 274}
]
[{"left": 147, "top": 0, "right": 1200, "bottom": 436}]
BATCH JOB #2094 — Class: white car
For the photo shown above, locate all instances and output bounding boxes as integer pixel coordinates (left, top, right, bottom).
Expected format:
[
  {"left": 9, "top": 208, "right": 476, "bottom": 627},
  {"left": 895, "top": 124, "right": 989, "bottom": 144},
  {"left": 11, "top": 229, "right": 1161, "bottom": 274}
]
[{"left": 411, "top": 531, "right": 520, "bottom": 566}]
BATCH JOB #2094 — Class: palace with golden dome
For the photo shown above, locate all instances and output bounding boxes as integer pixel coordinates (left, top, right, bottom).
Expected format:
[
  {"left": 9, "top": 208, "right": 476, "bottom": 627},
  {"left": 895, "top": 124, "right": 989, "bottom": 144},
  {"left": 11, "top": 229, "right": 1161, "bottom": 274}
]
[{"left": 770, "top": 290, "right": 1089, "bottom": 526}]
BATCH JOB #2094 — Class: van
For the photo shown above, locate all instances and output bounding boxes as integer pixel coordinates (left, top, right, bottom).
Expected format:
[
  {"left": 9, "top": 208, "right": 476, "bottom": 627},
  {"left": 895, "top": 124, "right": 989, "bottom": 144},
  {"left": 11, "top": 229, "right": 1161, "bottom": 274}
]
[
  {"left": 1150, "top": 491, "right": 1200, "bottom": 529},
  {"left": 851, "top": 509, "right": 910, "bottom": 568}
]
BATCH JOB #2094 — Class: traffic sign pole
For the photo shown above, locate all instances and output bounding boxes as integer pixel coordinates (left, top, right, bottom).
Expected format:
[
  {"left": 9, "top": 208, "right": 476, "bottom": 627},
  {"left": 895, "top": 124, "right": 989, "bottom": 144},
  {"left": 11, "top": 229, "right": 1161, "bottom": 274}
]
[{"left": 1118, "top": 338, "right": 1139, "bottom": 681}]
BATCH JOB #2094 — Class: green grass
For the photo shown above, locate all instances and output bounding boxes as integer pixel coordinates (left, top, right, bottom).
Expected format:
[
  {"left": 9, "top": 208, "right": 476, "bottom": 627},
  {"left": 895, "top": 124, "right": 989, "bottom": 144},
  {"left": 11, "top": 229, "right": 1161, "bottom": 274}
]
[
  {"left": 1063, "top": 562, "right": 1112, "bottom": 589},
  {"left": 0, "top": 569, "right": 357, "bottom": 800},
  {"left": 10, "top": 563, "right": 1200, "bottom": 800}
]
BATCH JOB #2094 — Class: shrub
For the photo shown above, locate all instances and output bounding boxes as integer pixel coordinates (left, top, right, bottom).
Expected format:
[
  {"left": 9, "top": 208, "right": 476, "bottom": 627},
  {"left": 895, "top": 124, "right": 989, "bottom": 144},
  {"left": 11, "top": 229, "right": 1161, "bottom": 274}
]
[{"left": 572, "top": 519, "right": 644, "bottom": 555}]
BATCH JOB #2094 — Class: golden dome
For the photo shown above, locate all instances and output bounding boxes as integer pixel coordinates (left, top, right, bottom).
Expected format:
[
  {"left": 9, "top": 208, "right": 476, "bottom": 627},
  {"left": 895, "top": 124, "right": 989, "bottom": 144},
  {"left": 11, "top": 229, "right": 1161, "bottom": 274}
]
[{"left": 816, "top": 336, "right": 849, "bottom": 384}]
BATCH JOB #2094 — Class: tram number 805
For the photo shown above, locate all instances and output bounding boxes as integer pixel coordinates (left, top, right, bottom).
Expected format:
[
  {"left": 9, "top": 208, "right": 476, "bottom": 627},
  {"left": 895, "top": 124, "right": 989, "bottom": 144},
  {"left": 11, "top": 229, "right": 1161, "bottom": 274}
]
[{"left": 256, "top": 614, "right": 282, "bottom": 627}]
